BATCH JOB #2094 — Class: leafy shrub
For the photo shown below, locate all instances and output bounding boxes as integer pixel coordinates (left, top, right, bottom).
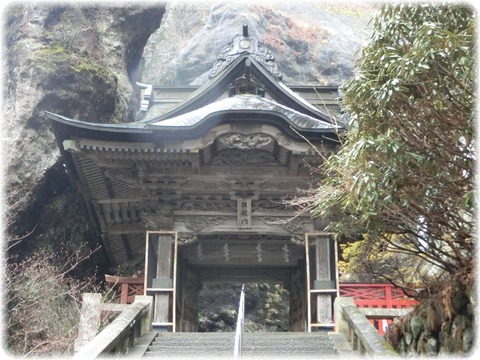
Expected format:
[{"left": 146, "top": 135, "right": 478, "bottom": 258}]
[{"left": 4, "top": 246, "right": 99, "bottom": 356}]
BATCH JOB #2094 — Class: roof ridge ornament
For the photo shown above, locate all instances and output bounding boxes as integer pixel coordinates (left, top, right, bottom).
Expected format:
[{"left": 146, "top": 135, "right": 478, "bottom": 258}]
[
  {"left": 208, "top": 22, "right": 282, "bottom": 80},
  {"left": 136, "top": 82, "right": 153, "bottom": 112}
]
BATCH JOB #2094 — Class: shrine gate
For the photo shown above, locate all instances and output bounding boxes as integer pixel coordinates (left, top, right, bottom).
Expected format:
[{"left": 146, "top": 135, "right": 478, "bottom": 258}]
[{"left": 49, "top": 25, "right": 345, "bottom": 333}]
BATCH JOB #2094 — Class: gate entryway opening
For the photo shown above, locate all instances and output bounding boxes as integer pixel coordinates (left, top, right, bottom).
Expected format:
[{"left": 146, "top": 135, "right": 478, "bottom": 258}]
[
  {"left": 197, "top": 282, "right": 290, "bottom": 332},
  {"left": 144, "top": 231, "right": 338, "bottom": 333}
]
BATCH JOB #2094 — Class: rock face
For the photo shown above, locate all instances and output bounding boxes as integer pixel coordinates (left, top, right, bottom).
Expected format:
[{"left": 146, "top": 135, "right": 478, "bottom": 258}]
[
  {"left": 3, "top": 3, "right": 165, "bottom": 263},
  {"left": 384, "top": 263, "right": 475, "bottom": 356},
  {"left": 142, "top": 1, "right": 374, "bottom": 86}
]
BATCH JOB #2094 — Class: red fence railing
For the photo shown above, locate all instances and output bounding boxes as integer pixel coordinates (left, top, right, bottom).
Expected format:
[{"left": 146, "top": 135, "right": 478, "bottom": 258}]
[
  {"left": 105, "top": 275, "right": 144, "bottom": 304},
  {"left": 339, "top": 283, "right": 418, "bottom": 335}
]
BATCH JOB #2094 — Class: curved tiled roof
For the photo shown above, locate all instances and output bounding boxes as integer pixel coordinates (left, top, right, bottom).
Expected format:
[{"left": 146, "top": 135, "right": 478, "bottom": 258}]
[{"left": 148, "top": 94, "right": 339, "bottom": 131}]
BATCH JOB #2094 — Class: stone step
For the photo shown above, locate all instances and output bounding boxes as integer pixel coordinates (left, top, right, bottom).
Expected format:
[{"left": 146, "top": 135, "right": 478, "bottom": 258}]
[{"left": 143, "top": 331, "right": 340, "bottom": 358}]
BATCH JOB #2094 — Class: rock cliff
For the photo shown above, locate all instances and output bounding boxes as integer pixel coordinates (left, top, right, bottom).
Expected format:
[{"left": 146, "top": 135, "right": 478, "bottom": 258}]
[
  {"left": 3, "top": 3, "right": 165, "bottom": 266},
  {"left": 142, "top": 1, "right": 373, "bottom": 86}
]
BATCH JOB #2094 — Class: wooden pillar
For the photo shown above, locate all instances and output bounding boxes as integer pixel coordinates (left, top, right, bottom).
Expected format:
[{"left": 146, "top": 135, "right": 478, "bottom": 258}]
[
  {"left": 306, "top": 233, "right": 337, "bottom": 330},
  {"left": 153, "top": 234, "right": 173, "bottom": 324},
  {"left": 314, "top": 236, "right": 332, "bottom": 324},
  {"left": 145, "top": 231, "right": 177, "bottom": 331},
  {"left": 120, "top": 283, "right": 129, "bottom": 304},
  {"left": 178, "top": 264, "right": 201, "bottom": 332},
  {"left": 289, "top": 265, "right": 306, "bottom": 331}
]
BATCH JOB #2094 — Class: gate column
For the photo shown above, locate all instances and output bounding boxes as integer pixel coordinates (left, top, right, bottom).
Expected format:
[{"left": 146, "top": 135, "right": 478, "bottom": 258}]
[
  {"left": 289, "top": 264, "right": 306, "bottom": 331},
  {"left": 178, "top": 261, "right": 201, "bottom": 332},
  {"left": 145, "top": 231, "right": 178, "bottom": 331},
  {"left": 305, "top": 233, "right": 339, "bottom": 332}
]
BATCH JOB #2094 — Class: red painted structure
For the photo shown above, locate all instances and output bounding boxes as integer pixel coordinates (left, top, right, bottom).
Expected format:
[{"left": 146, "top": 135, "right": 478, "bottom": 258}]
[
  {"left": 339, "top": 283, "right": 418, "bottom": 335},
  {"left": 105, "top": 274, "right": 144, "bottom": 305},
  {"left": 105, "top": 276, "right": 418, "bottom": 335}
]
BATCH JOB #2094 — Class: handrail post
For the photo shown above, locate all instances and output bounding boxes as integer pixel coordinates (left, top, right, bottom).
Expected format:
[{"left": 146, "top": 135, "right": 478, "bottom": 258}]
[
  {"left": 234, "top": 284, "right": 245, "bottom": 359},
  {"left": 135, "top": 295, "right": 153, "bottom": 334},
  {"left": 73, "top": 297, "right": 153, "bottom": 359},
  {"left": 335, "top": 297, "right": 398, "bottom": 356}
]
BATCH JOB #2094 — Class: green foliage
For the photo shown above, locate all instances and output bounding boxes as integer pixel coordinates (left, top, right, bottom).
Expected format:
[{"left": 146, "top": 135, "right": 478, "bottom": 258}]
[
  {"left": 338, "top": 234, "right": 446, "bottom": 292},
  {"left": 312, "top": 4, "right": 475, "bottom": 282}
]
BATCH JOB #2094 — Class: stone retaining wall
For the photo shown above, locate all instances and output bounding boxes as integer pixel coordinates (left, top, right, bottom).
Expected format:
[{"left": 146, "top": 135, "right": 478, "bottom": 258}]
[{"left": 385, "top": 267, "right": 475, "bottom": 356}]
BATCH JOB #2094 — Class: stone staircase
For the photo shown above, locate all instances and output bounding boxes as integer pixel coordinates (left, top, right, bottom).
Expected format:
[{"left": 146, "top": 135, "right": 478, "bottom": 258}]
[{"left": 143, "top": 331, "right": 349, "bottom": 358}]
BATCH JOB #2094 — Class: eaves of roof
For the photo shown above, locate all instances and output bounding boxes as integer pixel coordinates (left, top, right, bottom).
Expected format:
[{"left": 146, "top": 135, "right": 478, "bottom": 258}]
[
  {"left": 45, "top": 112, "right": 151, "bottom": 133},
  {"left": 147, "top": 94, "right": 340, "bottom": 133}
]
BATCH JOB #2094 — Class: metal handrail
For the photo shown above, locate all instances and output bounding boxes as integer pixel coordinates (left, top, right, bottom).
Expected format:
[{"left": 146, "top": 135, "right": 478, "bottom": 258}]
[{"left": 234, "top": 284, "right": 245, "bottom": 358}]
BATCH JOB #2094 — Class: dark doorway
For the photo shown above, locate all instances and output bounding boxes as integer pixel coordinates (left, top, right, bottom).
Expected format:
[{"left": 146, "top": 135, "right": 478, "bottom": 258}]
[{"left": 197, "top": 282, "right": 290, "bottom": 332}]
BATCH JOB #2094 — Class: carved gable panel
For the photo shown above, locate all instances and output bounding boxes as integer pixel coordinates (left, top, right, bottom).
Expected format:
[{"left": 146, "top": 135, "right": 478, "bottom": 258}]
[
  {"left": 209, "top": 148, "right": 278, "bottom": 166},
  {"left": 218, "top": 133, "right": 274, "bottom": 151},
  {"left": 201, "top": 132, "right": 290, "bottom": 167}
]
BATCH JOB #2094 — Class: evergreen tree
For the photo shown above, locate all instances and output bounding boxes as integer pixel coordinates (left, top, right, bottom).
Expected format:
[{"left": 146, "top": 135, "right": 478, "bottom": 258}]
[{"left": 306, "top": 3, "right": 475, "bottom": 288}]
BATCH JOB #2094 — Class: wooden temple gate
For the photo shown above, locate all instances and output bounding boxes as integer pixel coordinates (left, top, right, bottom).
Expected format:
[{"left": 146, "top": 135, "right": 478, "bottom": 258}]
[
  {"left": 49, "top": 25, "right": 352, "bottom": 334},
  {"left": 104, "top": 232, "right": 342, "bottom": 333}
]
